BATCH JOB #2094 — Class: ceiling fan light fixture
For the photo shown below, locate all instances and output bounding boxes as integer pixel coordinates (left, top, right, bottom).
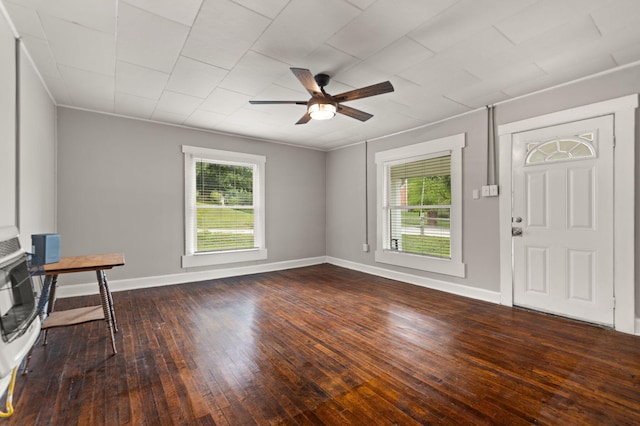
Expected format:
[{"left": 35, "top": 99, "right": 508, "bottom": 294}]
[{"left": 308, "top": 102, "right": 336, "bottom": 120}]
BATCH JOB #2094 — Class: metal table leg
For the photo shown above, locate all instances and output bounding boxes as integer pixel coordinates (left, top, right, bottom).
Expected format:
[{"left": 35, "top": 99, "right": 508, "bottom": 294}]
[
  {"left": 43, "top": 274, "right": 59, "bottom": 346},
  {"left": 96, "top": 270, "right": 117, "bottom": 354}
]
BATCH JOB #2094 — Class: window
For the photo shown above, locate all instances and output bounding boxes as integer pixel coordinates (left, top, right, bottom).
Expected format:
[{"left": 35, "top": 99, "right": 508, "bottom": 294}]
[
  {"left": 375, "top": 134, "right": 465, "bottom": 277},
  {"left": 525, "top": 132, "right": 596, "bottom": 165},
  {"left": 182, "top": 146, "right": 266, "bottom": 268}
]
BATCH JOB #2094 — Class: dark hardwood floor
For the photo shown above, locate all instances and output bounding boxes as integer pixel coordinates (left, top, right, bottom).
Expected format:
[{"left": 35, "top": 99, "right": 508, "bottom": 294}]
[{"left": 6, "top": 264, "right": 640, "bottom": 425}]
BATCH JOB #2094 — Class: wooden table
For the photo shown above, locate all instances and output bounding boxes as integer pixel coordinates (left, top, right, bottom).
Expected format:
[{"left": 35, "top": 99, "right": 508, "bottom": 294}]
[{"left": 41, "top": 253, "right": 125, "bottom": 354}]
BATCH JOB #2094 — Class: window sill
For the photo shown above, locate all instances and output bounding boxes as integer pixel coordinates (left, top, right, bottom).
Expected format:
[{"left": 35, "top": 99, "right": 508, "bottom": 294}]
[
  {"left": 182, "top": 248, "right": 268, "bottom": 268},
  {"left": 375, "top": 249, "right": 466, "bottom": 278}
]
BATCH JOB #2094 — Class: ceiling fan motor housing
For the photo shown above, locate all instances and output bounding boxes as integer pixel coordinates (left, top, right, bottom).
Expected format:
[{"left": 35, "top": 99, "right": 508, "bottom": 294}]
[{"left": 314, "top": 73, "right": 331, "bottom": 89}]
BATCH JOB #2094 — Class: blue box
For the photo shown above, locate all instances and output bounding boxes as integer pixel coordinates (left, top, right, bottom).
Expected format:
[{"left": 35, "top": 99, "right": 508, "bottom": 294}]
[{"left": 31, "top": 234, "right": 60, "bottom": 265}]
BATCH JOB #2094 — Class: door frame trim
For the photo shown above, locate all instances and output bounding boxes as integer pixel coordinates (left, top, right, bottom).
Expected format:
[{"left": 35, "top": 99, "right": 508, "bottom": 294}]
[{"left": 498, "top": 94, "right": 638, "bottom": 334}]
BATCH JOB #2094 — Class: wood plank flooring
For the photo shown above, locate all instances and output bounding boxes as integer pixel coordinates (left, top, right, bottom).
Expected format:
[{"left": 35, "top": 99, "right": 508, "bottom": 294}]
[{"left": 6, "top": 264, "right": 640, "bottom": 425}]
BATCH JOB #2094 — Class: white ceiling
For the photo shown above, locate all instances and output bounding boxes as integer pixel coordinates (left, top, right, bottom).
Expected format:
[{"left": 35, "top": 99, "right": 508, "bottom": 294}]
[{"left": 3, "top": 0, "right": 640, "bottom": 150}]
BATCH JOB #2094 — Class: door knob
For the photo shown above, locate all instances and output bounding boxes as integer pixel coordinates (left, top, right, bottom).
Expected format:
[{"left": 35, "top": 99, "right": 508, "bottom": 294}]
[{"left": 512, "top": 227, "right": 523, "bottom": 236}]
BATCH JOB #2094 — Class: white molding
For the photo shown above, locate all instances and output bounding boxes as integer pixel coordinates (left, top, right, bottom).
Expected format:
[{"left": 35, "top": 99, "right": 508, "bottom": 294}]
[
  {"left": 635, "top": 318, "right": 640, "bottom": 336},
  {"left": 498, "top": 94, "right": 638, "bottom": 334},
  {"left": 56, "top": 256, "right": 327, "bottom": 298},
  {"left": 327, "top": 256, "right": 500, "bottom": 304}
]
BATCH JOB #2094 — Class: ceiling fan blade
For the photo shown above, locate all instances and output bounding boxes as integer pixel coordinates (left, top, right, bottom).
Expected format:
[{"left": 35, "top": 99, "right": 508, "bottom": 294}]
[
  {"left": 249, "top": 100, "right": 307, "bottom": 105},
  {"left": 337, "top": 104, "right": 373, "bottom": 122},
  {"left": 332, "top": 81, "right": 394, "bottom": 103},
  {"left": 290, "top": 67, "right": 322, "bottom": 96},
  {"left": 295, "top": 112, "right": 312, "bottom": 125}
]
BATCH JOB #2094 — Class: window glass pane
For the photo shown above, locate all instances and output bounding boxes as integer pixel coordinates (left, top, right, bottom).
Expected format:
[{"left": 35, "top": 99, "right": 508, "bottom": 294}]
[
  {"left": 558, "top": 140, "right": 578, "bottom": 152},
  {"left": 387, "top": 155, "right": 452, "bottom": 259},
  {"left": 571, "top": 144, "right": 593, "bottom": 157},
  {"left": 525, "top": 138, "right": 595, "bottom": 165},
  {"left": 389, "top": 207, "right": 451, "bottom": 258},
  {"left": 195, "top": 160, "right": 255, "bottom": 252}
]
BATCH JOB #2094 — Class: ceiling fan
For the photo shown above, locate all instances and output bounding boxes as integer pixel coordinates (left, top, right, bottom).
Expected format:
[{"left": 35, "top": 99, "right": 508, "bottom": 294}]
[{"left": 249, "top": 67, "right": 394, "bottom": 125}]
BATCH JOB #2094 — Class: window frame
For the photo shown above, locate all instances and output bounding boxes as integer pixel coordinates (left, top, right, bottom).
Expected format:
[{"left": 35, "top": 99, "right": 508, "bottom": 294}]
[
  {"left": 375, "top": 133, "right": 466, "bottom": 277},
  {"left": 182, "top": 145, "right": 267, "bottom": 268}
]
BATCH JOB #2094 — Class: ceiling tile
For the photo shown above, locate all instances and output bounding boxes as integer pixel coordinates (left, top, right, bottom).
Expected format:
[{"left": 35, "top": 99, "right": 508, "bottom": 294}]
[
  {"left": 39, "top": 13, "right": 115, "bottom": 75},
  {"left": 122, "top": 0, "right": 203, "bottom": 26},
  {"left": 58, "top": 64, "right": 114, "bottom": 111},
  {"left": 117, "top": 2, "right": 189, "bottom": 73},
  {"left": 537, "top": 53, "right": 617, "bottom": 83},
  {"left": 327, "top": 0, "right": 458, "bottom": 59},
  {"left": 155, "top": 90, "right": 203, "bottom": 116},
  {"left": 408, "top": 0, "right": 537, "bottom": 53},
  {"left": 7, "top": 0, "right": 115, "bottom": 33},
  {"left": 165, "top": 56, "right": 227, "bottom": 98},
  {"left": 298, "top": 45, "right": 361, "bottom": 77},
  {"left": 218, "top": 51, "right": 289, "bottom": 97},
  {"left": 151, "top": 109, "right": 188, "bottom": 125},
  {"left": 361, "top": 37, "right": 435, "bottom": 75},
  {"left": 252, "top": 83, "right": 309, "bottom": 105},
  {"left": 332, "top": 64, "right": 393, "bottom": 93},
  {"left": 613, "top": 42, "right": 640, "bottom": 66},
  {"left": 181, "top": 0, "right": 270, "bottom": 70},
  {"left": 445, "top": 84, "right": 510, "bottom": 108},
  {"left": 514, "top": 15, "right": 602, "bottom": 62},
  {"left": 590, "top": 0, "right": 640, "bottom": 35},
  {"left": 501, "top": 71, "right": 573, "bottom": 97},
  {"left": 184, "top": 109, "right": 227, "bottom": 129},
  {"left": 115, "top": 61, "right": 169, "bottom": 100},
  {"left": 399, "top": 56, "right": 481, "bottom": 94},
  {"left": 199, "top": 88, "right": 253, "bottom": 115},
  {"left": 230, "top": 0, "right": 289, "bottom": 19},
  {"left": 114, "top": 92, "right": 157, "bottom": 119},
  {"left": 251, "top": 0, "right": 360, "bottom": 65},
  {"left": 217, "top": 109, "right": 300, "bottom": 139},
  {"left": 438, "top": 27, "right": 514, "bottom": 73},
  {"left": 3, "top": 2, "right": 46, "bottom": 39},
  {"left": 344, "top": 0, "right": 377, "bottom": 10},
  {"left": 495, "top": 0, "right": 588, "bottom": 44}
]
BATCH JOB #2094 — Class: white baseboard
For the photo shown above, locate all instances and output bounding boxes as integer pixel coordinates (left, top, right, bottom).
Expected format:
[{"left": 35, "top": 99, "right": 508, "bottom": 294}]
[
  {"left": 326, "top": 256, "right": 501, "bottom": 304},
  {"left": 635, "top": 318, "right": 640, "bottom": 336},
  {"left": 56, "top": 256, "right": 327, "bottom": 298}
]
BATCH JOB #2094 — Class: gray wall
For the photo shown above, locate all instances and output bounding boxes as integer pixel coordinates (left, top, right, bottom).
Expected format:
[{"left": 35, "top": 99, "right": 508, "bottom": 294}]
[
  {"left": 18, "top": 48, "right": 57, "bottom": 248},
  {"left": 0, "top": 8, "right": 56, "bottom": 246},
  {"left": 327, "top": 62, "right": 640, "bottom": 314},
  {"left": 56, "top": 109, "right": 326, "bottom": 284},
  {"left": 0, "top": 11, "right": 16, "bottom": 227}
]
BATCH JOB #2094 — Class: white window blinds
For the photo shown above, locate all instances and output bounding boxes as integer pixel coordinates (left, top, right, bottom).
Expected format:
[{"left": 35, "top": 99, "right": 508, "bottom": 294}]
[
  {"left": 387, "top": 154, "right": 452, "bottom": 259},
  {"left": 194, "top": 159, "right": 256, "bottom": 252}
]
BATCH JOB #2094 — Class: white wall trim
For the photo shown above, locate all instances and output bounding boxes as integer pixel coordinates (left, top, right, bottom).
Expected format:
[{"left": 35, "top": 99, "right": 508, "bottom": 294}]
[
  {"left": 498, "top": 94, "right": 638, "bottom": 334},
  {"left": 327, "top": 256, "right": 500, "bottom": 304},
  {"left": 56, "top": 256, "right": 327, "bottom": 298}
]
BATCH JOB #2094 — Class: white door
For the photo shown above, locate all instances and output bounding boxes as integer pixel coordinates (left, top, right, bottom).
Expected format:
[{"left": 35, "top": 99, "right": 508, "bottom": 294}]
[{"left": 511, "top": 115, "right": 614, "bottom": 326}]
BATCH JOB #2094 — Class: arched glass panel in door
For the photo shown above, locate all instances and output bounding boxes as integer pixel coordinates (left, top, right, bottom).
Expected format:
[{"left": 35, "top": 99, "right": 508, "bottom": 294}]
[{"left": 525, "top": 133, "right": 596, "bottom": 165}]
